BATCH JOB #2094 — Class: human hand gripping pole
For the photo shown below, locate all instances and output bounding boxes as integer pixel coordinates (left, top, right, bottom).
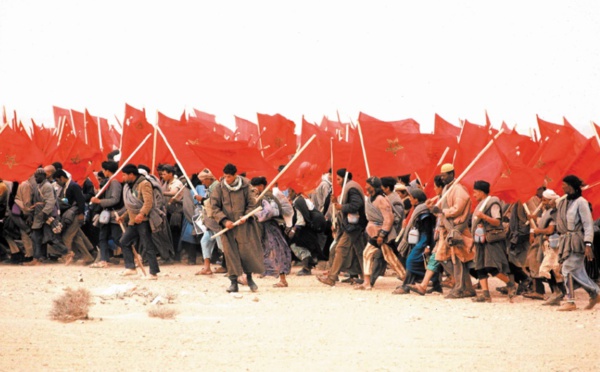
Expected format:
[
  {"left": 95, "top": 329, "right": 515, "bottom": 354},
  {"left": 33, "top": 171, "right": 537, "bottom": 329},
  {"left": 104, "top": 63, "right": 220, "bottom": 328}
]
[{"left": 210, "top": 206, "right": 263, "bottom": 240}]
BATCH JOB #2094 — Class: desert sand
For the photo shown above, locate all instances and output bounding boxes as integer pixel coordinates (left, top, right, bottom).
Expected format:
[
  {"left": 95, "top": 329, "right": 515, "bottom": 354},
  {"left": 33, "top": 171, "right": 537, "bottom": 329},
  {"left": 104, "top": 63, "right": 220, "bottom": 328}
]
[{"left": 0, "top": 262, "right": 598, "bottom": 372}]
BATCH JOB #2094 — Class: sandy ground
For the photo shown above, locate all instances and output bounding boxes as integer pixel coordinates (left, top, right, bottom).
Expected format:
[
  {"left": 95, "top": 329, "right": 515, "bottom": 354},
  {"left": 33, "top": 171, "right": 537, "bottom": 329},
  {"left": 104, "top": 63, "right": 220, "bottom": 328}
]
[{"left": 0, "top": 261, "right": 599, "bottom": 372}]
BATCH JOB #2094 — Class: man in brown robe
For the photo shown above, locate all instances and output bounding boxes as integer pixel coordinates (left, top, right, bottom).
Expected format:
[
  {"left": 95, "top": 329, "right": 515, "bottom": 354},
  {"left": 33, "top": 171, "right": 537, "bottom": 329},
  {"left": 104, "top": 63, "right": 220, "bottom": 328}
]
[{"left": 210, "top": 163, "right": 264, "bottom": 293}]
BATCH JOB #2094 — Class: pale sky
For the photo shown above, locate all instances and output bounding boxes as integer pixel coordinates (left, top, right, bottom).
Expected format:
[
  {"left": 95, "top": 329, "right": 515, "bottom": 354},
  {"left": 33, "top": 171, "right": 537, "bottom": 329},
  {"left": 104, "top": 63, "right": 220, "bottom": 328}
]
[{"left": 1, "top": 0, "right": 599, "bottom": 137}]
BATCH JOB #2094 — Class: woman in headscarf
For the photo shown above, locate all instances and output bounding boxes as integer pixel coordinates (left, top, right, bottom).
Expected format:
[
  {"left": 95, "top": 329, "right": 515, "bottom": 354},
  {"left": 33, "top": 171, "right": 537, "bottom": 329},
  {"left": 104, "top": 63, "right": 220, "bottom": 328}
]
[
  {"left": 556, "top": 175, "right": 600, "bottom": 311},
  {"left": 251, "top": 177, "right": 292, "bottom": 288},
  {"left": 393, "top": 188, "right": 435, "bottom": 294}
]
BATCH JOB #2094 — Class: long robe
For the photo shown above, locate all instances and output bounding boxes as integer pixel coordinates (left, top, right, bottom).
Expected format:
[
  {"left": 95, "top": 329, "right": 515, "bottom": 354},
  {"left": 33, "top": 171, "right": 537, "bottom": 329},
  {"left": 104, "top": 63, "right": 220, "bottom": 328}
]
[{"left": 210, "top": 176, "right": 264, "bottom": 276}]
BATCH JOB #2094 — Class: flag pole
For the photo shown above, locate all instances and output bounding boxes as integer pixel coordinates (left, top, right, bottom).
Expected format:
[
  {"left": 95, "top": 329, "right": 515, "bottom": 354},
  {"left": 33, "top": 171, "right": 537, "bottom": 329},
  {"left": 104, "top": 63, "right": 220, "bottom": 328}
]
[
  {"left": 591, "top": 121, "right": 600, "bottom": 147},
  {"left": 257, "top": 134, "right": 317, "bottom": 200},
  {"left": 94, "top": 133, "right": 152, "bottom": 198},
  {"left": 330, "top": 137, "right": 337, "bottom": 226},
  {"left": 356, "top": 119, "right": 371, "bottom": 178},
  {"left": 97, "top": 115, "right": 103, "bottom": 152},
  {"left": 83, "top": 109, "right": 89, "bottom": 145},
  {"left": 210, "top": 206, "right": 264, "bottom": 239},
  {"left": 436, "top": 129, "right": 505, "bottom": 208},
  {"left": 151, "top": 111, "right": 158, "bottom": 175},
  {"left": 155, "top": 125, "right": 198, "bottom": 196}
]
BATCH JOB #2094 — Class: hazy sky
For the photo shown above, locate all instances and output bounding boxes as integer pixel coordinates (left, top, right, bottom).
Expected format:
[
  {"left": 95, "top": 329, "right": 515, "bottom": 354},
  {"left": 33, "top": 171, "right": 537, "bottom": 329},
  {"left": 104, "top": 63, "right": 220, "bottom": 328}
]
[{"left": 1, "top": 1, "right": 599, "bottom": 136}]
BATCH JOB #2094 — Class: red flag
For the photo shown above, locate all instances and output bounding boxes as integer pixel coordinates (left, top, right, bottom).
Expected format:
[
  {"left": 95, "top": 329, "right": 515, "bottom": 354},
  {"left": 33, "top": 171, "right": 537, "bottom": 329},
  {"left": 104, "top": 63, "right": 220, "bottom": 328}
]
[
  {"left": 434, "top": 114, "right": 461, "bottom": 137},
  {"left": 70, "top": 109, "right": 86, "bottom": 142},
  {"left": 84, "top": 109, "right": 101, "bottom": 152},
  {"left": 331, "top": 126, "right": 368, "bottom": 196},
  {"left": 256, "top": 113, "right": 296, "bottom": 167},
  {"left": 0, "top": 126, "right": 46, "bottom": 182},
  {"left": 53, "top": 131, "right": 103, "bottom": 187},
  {"left": 120, "top": 104, "right": 154, "bottom": 168},
  {"left": 562, "top": 138, "right": 600, "bottom": 218},
  {"left": 536, "top": 115, "right": 563, "bottom": 141},
  {"left": 562, "top": 117, "right": 587, "bottom": 147},
  {"left": 357, "top": 119, "right": 428, "bottom": 178},
  {"left": 320, "top": 116, "right": 349, "bottom": 141},
  {"left": 157, "top": 112, "right": 204, "bottom": 173},
  {"left": 358, "top": 112, "right": 420, "bottom": 134},
  {"left": 234, "top": 116, "right": 258, "bottom": 143},
  {"left": 192, "top": 109, "right": 234, "bottom": 139},
  {"left": 453, "top": 120, "right": 490, "bottom": 176},
  {"left": 276, "top": 117, "right": 330, "bottom": 193}
]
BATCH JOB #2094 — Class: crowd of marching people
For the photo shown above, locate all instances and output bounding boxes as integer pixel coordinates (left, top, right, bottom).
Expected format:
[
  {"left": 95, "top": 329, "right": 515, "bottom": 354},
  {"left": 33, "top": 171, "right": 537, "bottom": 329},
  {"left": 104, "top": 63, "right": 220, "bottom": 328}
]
[{"left": 1, "top": 155, "right": 599, "bottom": 311}]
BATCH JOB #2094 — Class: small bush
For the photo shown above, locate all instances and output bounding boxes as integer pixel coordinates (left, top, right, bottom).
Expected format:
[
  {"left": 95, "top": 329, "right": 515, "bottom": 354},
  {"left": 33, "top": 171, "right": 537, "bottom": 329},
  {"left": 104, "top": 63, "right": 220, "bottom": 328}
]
[
  {"left": 148, "top": 305, "right": 177, "bottom": 319},
  {"left": 50, "top": 287, "right": 92, "bottom": 322}
]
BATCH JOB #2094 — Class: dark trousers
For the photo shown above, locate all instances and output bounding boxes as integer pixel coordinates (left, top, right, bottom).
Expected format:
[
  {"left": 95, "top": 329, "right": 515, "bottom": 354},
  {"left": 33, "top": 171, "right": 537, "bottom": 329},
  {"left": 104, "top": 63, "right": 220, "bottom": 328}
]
[
  {"left": 328, "top": 229, "right": 365, "bottom": 281},
  {"left": 99, "top": 223, "right": 123, "bottom": 262},
  {"left": 31, "top": 227, "right": 68, "bottom": 259},
  {"left": 120, "top": 221, "right": 160, "bottom": 275}
]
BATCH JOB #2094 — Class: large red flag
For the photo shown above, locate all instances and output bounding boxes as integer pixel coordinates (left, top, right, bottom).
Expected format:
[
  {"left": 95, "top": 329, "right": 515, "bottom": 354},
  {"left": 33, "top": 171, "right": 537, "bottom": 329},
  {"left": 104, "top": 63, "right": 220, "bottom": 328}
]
[
  {"left": 256, "top": 113, "right": 296, "bottom": 167},
  {"left": 331, "top": 126, "right": 368, "bottom": 197},
  {"left": 320, "top": 116, "right": 349, "bottom": 142},
  {"left": 561, "top": 138, "right": 600, "bottom": 218},
  {"left": 276, "top": 117, "right": 330, "bottom": 193},
  {"left": 434, "top": 114, "right": 461, "bottom": 137},
  {"left": 70, "top": 109, "right": 86, "bottom": 142},
  {"left": 192, "top": 109, "right": 234, "bottom": 139},
  {"left": 536, "top": 115, "right": 563, "bottom": 141},
  {"left": 562, "top": 117, "right": 587, "bottom": 147},
  {"left": 120, "top": 104, "right": 154, "bottom": 168},
  {"left": 157, "top": 112, "right": 203, "bottom": 174},
  {"left": 452, "top": 120, "right": 490, "bottom": 176},
  {"left": 84, "top": 109, "right": 101, "bottom": 152},
  {"left": 53, "top": 131, "right": 103, "bottom": 187},
  {"left": 0, "top": 126, "right": 46, "bottom": 182},
  {"left": 358, "top": 112, "right": 420, "bottom": 134}
]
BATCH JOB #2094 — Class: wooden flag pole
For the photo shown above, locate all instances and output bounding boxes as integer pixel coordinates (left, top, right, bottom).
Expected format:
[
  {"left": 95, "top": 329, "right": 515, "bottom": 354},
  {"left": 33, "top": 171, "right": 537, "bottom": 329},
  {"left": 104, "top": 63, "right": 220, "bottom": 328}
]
[
  {"left": 94, "top": 133, "right": 152, "bottom": 198},
  {"left": 210, "top": 206, "right": 264, "bottom": 239},
  {"left": 257, "top": 134, "right": 317, "bottom": 200},
  {"left": 151, "top": 111, "right": 158, "bottom": 175},
  {"left": 356, "top": 119, "right": 371, "bottom": 178},
  {"left": 330, "top": 137, "right": 336, "bottom": 226},
  {"left": 97, "top": 116, "right": 103, "bottom": 152},
  {"left": 591, "top": 121, "right": 600, "bottom": 147},
  {"left": 436, "top": 129, "right": 504, "bottom": 208}
]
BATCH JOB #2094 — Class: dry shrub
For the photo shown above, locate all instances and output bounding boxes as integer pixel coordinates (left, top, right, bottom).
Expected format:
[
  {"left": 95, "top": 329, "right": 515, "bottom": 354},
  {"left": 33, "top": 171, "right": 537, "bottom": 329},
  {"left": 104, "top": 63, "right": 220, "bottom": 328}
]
[
  {"left": 50, "top": 287, "right": 92, "bottom": 322},
  {"left": 148, "top": 305, "right": 178, "bottom": 319}
]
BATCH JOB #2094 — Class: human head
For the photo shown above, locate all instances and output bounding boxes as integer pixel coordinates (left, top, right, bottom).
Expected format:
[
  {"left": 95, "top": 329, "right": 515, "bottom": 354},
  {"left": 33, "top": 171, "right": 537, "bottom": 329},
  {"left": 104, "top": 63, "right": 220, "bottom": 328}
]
[
  {"left": 53, "top": 169, "right": 69, "bottom": 187},
  {"left": 440, "top": 163, "right": 455, "bottom": 185},
  {"left": 101, "top": 161, "right": 118, "bottom": 177},
  {"left": 536, "top": 186, "right": 546, "bottom": 199},
  {"left": 223, "top": 163, "right": 238, "bottom": 185},
  {"left": 541, "top": 189, "right": 559, "bottom": 208},
  {"left": 198, "top": 168, "right": 215, "bottom": 187},
  {"left": 473, "top": 180, "right": 490, "bottom": 201},
  {"left": 365, "top": 176, "right": 382, "bottom": 197},
  {"left": 121, "top": 163, "right": 139, "bottom": 183},
  {"left": 34, "top": 168, "right": 46, "bottom": 184},
  {"left": 433, "top": 174, "right": 444, "bottom": 196},
  {"left": 250, "top": 176, "right": 267, "bottom": 193},
  {"left": 335, "top": 168, "right": 351, "bottom": 187},
  {"left": 562, "top": 175, "right": 582, "bottom": 196},
  {"left": 162, "top": 164, "right": 176, "bottom": 182},
  {"left": 44, "top": 165, "right": 56, "bottom": 180},
  {"left": 52, "top": 162, "right": 63, "bottom": 171},
  {"left": 381, "top": 177, "right": 396, "bottom": 195},
  {"left": 398, "top": 174, "right": 410, "bottom": 186},
  {"left": 394, "top": 183, "right": 408, "bottom": 198},
  {"left": 408, "top": 188, "right": 427, "bottom": 205}
]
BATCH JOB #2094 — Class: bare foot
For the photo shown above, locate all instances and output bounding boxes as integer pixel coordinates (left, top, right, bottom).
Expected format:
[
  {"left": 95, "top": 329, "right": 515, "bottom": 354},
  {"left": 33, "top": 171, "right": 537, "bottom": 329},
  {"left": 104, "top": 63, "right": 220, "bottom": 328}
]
[{"left": 273, "top": 281, "right": 288, "bottom": 288}]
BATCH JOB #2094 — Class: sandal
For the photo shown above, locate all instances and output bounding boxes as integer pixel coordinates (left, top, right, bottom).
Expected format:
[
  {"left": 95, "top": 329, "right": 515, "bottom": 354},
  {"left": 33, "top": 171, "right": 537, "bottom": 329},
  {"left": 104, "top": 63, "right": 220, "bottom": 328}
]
[
  {"left": 90, "top": 261, "right": 109, "bottom": 268},
  {"left": 273, "top": 282, "right": 288, "bottom": 288},
  {"left": 195, "top": 268, "right": 213, "bottom": 276}
]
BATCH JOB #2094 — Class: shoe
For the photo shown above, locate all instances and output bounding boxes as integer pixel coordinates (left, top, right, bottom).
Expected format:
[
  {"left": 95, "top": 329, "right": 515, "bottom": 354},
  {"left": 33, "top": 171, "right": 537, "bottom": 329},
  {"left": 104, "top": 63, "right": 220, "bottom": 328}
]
[
  {"left": 496, "top": 286, "right": 508, "bottom": 295},
  {"left": 141, "top": 274, "right": 158, "bottom": 280},
  {"left": 472, "top": 295, "right": 492, "bottom": 303},
  {"left": 584, "top": 294, "right": 600, "bottom": 310},
  {"left": 392, "top": 286, "right": 409, "bottom": 295},
  {"left": 226, "top": 276, "right": 239, "bottom": 293},
  {"left": 444, "top": 291, "right": 462, "bottom": 299},
  {"left": 426, "top": 286, "right": 443, "bottom": 295},
  {"left": 317, "top": 275, "right": 336, "bottom": 287},
  {"left": 119, "top": 269, "right": 137, "bottom": 276},
  {"left": 507, "top": 284, "right": 517, "bottom": 300},
  {"left": 461, "top": 290, "right": 477, "bottom": 298},
  {"left": 22, "top": 258, "right": 41, "bottom": 266},
  {"left": 542, "top": 294, "right": 563, "bottom": 306},
  {"left": 296, "top": 268, "right": 312, "bottom": 276},
  {"left": 441, "top": 278, "right": 455, "bottom": 288},
  {"left": 341, "top": 276, "right": 358, "bottom": 284},
  {"left": 557, "top": 302, "right": 577, "bottom": 312},
  {"left": 523, "top": 292, "right": 545, "bottom": 300},
  {"left": 247, "top": 278, "right": 258, "bottom": 292},
  {"left": 407, "top": 284, "right": 426, "bottom": 296}
]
